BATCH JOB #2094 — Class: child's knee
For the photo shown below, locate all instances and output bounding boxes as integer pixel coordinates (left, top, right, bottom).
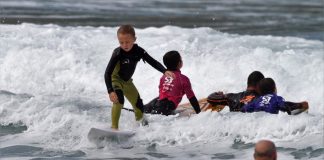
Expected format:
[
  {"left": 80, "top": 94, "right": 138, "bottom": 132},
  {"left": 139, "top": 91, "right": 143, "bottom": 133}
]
[{"left": 115, "top": 89, "right": 125, "bottom": 104}]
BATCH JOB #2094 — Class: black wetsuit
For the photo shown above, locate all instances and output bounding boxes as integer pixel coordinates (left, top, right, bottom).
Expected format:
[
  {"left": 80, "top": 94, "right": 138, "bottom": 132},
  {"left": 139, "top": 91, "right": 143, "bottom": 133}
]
[
  {"left": 207, "top": 90, "right": 258, "bottom": 112},
  {"left": 144, "top": 97, "right": 176, "bottom": 115},
  {"left": 144, "top": 97, "right": 200, "bottom": 116},
  {"left": 104, "top": 44, "right": 166, "bottom": 94},
  {"left": 104, "top": 44, "right": 167, "bottom": 129}
]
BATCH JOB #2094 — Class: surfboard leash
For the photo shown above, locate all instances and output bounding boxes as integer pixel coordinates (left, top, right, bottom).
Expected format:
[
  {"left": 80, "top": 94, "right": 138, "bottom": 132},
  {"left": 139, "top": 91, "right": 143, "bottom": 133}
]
[{"left": 122, "top": 107, "right": 134, "bottom": 112}]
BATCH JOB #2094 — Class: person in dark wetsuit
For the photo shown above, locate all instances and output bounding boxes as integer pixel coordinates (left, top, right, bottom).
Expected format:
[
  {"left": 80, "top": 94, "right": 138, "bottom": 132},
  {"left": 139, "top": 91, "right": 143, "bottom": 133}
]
[
  {"left": 241, "top": 78, "right": 308, "bottom": 114},
  {"left": 144, "top": 51, "right": 201, "bottom": 116},
  {"left": 207, "top": 71, "right": 264, "bottom": 111},
  {"left": 104, "top": 25, "right": 174, "bottom": 130},
  {"left": 207, "top": 72, "right": 308, "bottom": 114}
]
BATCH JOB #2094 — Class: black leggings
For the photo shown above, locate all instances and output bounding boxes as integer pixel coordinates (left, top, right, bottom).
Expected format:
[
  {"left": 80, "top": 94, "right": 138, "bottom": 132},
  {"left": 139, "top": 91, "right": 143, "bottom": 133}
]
[{"left": 144, "top": 97, "right": 176, "bottom": 116}]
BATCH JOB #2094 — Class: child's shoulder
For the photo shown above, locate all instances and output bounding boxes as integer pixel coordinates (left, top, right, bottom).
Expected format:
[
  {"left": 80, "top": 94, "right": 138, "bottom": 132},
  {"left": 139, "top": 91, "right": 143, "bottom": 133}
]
[
  {"left": 275, "top": 94, "right": 285, "bottom": 101},
  {"left": 112, "top": 47, "right": 121, "bottom": 54},
  {"left": 134, "top": 44, "right": 146, "bottom": 53},
  {"left": 270, "top": 93, "right": 283, "bottom": 99},
  {"left": 178, "top": 72, "right": 191, "bottom": 82}
]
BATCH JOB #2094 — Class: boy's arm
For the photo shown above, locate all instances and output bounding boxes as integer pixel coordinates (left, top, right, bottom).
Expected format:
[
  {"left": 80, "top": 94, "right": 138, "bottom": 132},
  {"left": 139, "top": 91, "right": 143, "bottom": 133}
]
[
  {"left": 142, "top": 51, "right": 166, "bottom": 73},
  {"left": 277, "top": 96, "right": 293, "bottom": 114},
  {"left": 189, "top": 96, "right": 201, "bottom": 114},
  {"left": 183, "top": 77, "right": 201, "bottom": 114},
  {"left": 282, "top": 101, "right": 308, "bottom": 115},
  {"left": 104, "top": 49, "right": 119, "bottom": 94}
]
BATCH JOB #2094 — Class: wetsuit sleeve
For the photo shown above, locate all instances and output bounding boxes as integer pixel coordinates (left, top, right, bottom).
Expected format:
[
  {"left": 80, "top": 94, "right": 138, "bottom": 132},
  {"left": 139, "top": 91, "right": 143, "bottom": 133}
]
[
  {"left": 104, "top": 49, "right": 119, "bottom": 94},
  {"left": 182, "top": 76, "right": 200, "bottom": 113},
  {"left": 142, "top": 51, "right": 166, "bottom": 73},
  {"left": 189, "top": 96, "right": 201, "bottom": 114},
  {"left": 277, "top": 96, "right": 292, "bottom": 115},
  {"left": 277, "top": 96, "right": 288, "bottom": 112},
  {"left": 182, "top": 76, "right": 195, "bottom": 99}
]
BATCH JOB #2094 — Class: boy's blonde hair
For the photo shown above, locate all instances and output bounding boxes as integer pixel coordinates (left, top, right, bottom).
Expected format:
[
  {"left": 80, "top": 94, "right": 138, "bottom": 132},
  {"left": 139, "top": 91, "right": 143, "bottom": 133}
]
[{"left": 117, "top": 25, "right": 135, "bottom": 37}]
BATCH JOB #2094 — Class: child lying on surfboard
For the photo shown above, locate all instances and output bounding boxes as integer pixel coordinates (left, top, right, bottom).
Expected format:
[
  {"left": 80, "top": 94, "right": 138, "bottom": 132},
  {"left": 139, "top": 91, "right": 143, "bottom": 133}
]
[
  {"left": 177, "top": 71, "right": 265, "bottom": 113},
  {"left": 178, "top": 71, "right": 308, "bottom": 115},
  {"left": 241, "top": 77, "right": 308, "bottom": 114}
]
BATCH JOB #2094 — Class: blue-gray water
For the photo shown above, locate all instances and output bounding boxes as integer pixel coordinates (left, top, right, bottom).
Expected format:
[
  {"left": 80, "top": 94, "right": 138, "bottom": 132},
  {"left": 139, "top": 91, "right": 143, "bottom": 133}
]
[{"left": 0, "top": 0, "right": 323, "bottom": 40}]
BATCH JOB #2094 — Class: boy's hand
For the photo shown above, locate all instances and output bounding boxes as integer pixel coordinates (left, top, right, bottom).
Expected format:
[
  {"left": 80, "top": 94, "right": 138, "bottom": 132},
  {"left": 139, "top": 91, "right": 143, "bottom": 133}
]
[
  {"left": 109, "top": 92, "right": 119, "bottom": 103},
  {"left": 164, "top": 71, "right": 175, "bottom": 79},
  {"left": 300, "top": 101, "right": 309, "bottom": 110}
]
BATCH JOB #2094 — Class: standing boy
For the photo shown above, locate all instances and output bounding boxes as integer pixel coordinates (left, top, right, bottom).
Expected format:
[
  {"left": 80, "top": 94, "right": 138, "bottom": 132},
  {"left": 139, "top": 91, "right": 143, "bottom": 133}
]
[
  {"left": 104, "top": 25, "right": 173, "bottom": 129},
  {"left": 144, "top": 51, "right": 201, "bottom": 115}
]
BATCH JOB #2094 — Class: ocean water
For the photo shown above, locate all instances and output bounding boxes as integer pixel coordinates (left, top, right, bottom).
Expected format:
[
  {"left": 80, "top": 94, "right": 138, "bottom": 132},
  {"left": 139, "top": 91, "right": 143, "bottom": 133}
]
[
  {"left": 0, "top": 0, "right": 323, "bottom": 40},
  {"left": 0, "top": 0, "right": 324, "bottom": 160},
  {"left": 0, "top": 24, "right": 323, "bottom": 160}
]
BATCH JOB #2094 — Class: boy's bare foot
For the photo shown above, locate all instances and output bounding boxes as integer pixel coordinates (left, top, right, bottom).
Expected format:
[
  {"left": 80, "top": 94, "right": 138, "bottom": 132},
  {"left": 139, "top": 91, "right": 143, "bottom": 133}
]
[{"left": 111, "top": 127, "right": 118, "bottom": 131}]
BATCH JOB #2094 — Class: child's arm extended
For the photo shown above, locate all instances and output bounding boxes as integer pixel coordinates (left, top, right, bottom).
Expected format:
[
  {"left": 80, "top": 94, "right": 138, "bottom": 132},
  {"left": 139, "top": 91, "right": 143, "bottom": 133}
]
[
  {"left": 189, "top": 96, "right": 201, "bottom": 114},
  {"left": 104, "top": 49, "right": 120, "bottom": 103},
  {"left": 183, "top": 76, "right": 201, "bottom": 114},
  {"left": 142, "top": 51, "right": 174, "bottom": 78}
]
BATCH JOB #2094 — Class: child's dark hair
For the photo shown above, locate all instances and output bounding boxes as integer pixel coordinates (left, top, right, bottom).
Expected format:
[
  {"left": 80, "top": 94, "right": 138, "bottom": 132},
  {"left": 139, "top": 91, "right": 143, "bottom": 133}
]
[
  {"left": 258, "top": 78, "right": 276, "bottom": 95},
  {"left": 117, "top": 25, "right": 135, "bottom": 37},
  {"left": 163, "top": 51, "right": 181, "bottom": 71},
  {"left": 247, "top": 71, "right": 265, "bottom": 87}
]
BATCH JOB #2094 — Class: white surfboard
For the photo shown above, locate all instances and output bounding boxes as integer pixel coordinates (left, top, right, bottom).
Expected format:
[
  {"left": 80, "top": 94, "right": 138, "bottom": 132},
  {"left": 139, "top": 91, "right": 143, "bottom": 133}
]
[
  {"left": 291, "top": 108, "right": 308, "bottom": 115},
  {"left": 87, "top": 128, "right": 135, "bottom": 144}
]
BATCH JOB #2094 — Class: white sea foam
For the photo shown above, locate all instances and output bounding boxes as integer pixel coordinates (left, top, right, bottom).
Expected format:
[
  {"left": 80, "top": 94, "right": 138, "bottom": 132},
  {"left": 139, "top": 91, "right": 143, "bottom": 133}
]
[{"left": 0, "top": 23, "right": 323, "bottom": 159}]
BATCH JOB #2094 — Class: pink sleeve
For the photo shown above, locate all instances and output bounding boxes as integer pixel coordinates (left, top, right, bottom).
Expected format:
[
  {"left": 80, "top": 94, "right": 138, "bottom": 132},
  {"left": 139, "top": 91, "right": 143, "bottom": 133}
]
[{"left": 183, "top": 76, "right": 195, "bottom": 99}]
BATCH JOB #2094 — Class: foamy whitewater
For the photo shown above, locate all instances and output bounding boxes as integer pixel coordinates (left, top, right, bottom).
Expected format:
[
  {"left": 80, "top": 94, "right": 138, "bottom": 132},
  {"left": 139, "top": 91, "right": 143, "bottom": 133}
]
[{"left": 0, "top": 24, "right": 323, "bottom": 159}]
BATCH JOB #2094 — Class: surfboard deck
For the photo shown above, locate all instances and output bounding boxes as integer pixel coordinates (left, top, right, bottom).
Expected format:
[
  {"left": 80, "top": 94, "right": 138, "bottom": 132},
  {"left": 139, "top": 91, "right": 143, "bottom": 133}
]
[
  {"left": 291, "top": 109, "right": 308, "bottom": 115},
  {"left": 176, "top": 98, "right": 225, "bottom": 116},
  {"left": 88, "top": 128, "right": 135, "bottom": 144}
]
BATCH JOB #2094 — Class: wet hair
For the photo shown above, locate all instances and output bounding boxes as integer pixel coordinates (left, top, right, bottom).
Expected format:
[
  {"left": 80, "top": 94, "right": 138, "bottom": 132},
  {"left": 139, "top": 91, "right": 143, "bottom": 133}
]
[
  {"left": 117, "top": 25, "right": 135, "bottom": 37},
  {"left": 163, "top": 51, "right": 181, "bottom": 71},
  {"left": 254, "top": 140, "right": 276, "bottom": 159},
  {"left": 247, "top": 71, "right": 265, "bottom": 87},
  {"left": 258, "top": 78, "right": 276, "bottom": 95}
]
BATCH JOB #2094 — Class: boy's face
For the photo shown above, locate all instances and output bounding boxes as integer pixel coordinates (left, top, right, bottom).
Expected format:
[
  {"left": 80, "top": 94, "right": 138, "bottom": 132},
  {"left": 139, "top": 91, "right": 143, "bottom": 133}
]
[{"left": 117, "top": 33, "right": 136, "bottom": 52}]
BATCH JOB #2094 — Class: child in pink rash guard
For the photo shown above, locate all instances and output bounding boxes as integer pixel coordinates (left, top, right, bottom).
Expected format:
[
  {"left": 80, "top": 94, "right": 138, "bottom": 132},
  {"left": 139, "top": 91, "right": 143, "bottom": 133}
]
[{"left": 144, "top": 51, "right": 201, "bottom": 115}]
